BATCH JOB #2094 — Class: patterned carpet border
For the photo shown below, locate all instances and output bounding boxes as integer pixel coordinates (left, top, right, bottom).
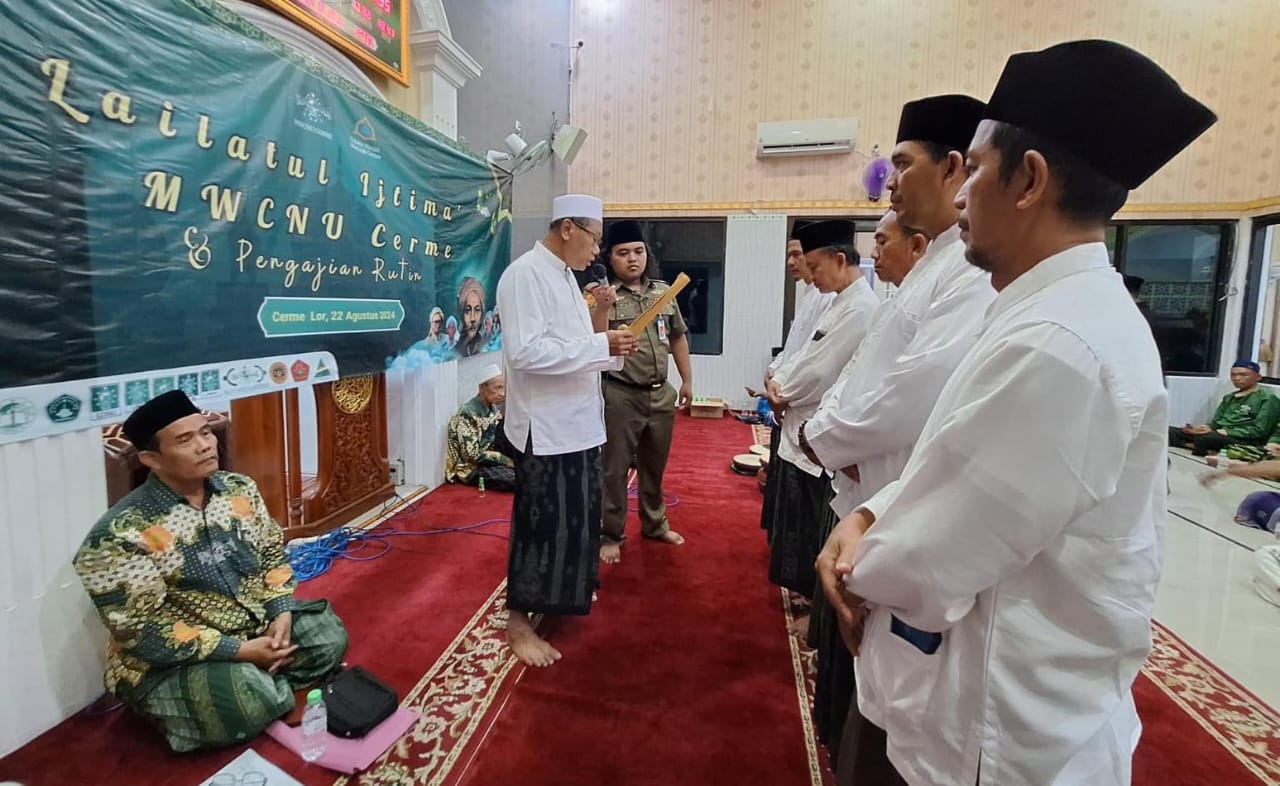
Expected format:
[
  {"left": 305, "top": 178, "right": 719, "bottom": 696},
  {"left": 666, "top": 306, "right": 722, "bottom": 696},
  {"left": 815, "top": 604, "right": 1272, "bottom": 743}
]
[
  {"left": 333, "top": 581, "right": 524, "bottom": 786},
  {"left": 782, "top": 589, "right": 828, "bottom": 786},
  {"left": 1143, "top": 620, "right": 1280, "bottom": 785}
]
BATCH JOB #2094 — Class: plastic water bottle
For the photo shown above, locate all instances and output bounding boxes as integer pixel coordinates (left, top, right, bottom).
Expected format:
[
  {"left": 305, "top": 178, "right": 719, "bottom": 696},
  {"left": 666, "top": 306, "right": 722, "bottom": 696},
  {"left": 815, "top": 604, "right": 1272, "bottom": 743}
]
[
  {"left": 478, "top": 476, "right": 486, "bottom": 497},
  {"left": 300, "top": 688, "right": 327, "bottom": 762}
]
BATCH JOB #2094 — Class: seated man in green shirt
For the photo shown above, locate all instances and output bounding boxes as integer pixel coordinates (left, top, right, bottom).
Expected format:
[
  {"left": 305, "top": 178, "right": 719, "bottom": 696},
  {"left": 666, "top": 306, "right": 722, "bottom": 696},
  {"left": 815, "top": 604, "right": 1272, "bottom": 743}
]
[
  {"left": 445, "top": 363, "right": 516, "bottom": 491},
  {"left": 73, "top": 391, "right": 348, "bottom": 752},
  {"left": 1169, "top": 360, "right": 1279, "bottom": 456}
]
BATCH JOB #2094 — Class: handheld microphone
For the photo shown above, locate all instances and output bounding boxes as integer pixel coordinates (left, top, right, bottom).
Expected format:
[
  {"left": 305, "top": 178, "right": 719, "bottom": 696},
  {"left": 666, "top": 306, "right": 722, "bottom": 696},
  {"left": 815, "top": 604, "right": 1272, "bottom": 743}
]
[{"left": 585, "top": 263, "right": 608, "bottom": 290}]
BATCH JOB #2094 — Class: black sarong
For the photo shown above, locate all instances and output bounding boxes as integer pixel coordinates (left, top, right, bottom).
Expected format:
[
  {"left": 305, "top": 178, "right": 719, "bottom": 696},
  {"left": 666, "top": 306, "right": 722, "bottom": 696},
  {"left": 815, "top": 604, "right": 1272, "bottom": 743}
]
[
  {"left": 807, "top": 486, "right": 855, "bottom": 761},
  {"left": 766, "top": 456, "right": 827, "bottom": 593},
  {"left": 506, "top": 443, "right": 602, "bottom": 616},
  {"left": 760, "top": 425, "right": 783, "bottom": 537}
]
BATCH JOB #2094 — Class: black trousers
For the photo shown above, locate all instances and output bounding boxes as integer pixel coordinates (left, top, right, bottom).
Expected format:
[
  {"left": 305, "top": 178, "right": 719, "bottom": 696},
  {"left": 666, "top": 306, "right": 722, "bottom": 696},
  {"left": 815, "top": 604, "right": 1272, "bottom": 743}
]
[{"left": 1167, "top": 427, "right": 1236, "bottom": 456}]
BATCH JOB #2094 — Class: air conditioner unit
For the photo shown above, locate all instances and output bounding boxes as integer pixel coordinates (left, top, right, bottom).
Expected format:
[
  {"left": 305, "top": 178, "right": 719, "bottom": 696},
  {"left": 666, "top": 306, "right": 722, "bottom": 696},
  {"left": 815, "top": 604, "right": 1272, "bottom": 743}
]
[{"left": 757, "top": 118, "right": 857, "bottom": 158}]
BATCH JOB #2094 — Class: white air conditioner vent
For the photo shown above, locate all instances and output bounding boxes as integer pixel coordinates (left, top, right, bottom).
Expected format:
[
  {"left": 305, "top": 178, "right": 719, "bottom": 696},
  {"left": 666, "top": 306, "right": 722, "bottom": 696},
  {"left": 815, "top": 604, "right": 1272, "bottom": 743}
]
[{"left": 756, "top": 118, "right": 857, "bottom": 158}]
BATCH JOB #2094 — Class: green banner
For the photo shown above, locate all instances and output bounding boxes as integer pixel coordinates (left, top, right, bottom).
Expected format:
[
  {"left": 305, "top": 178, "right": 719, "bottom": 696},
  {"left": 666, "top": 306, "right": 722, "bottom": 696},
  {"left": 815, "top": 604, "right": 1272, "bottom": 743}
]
[{"left": 0, "top": 0, "right": 512, "bottom": 442}]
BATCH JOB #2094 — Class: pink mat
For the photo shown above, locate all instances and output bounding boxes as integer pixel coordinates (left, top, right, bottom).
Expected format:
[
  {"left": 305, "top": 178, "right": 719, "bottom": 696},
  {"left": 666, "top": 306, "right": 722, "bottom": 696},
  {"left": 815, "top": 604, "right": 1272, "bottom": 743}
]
[{"left": 266, "top": 708, "right": 420, "bottom": 774}]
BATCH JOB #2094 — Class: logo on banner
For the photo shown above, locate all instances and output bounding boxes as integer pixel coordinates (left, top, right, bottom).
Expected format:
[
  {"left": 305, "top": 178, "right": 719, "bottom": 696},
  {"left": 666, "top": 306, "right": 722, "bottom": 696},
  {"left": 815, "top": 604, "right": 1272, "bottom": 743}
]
[
  {"left": 177, "top": 373, "right": 199, "bottom": 397},
  {"left": 200, "top": 370, "right": 221, "bottom": 394},
  {"left": 350, "top": 117, "right": 382, "bottom": 158},
  {"left": 293, "top": 90, "right": 333, "bottom": 139},
  {"left": 269, "top": 362, "right": 288, "bottom": 385},
  {"left": 0, "top": 398, "right": 36, "bottom": 433},
  {"left": 223, "top": 365, "right": 267, "bottom": 389},
  {"left": 314, "top": 360, "right": 333, "bottom": 380},
  {"left": 46, "top": 395, "right": 82, "bottom": 424},
  {"left": 91, "top": 385, "right": 121, "bottom": 414},
  {"left": 153, "top": 376, "right": 176, "bottom": 395},
  {"left": 291, "top": 359, "right": 311, "bottom": 382},
  {"left": 126, "top": 380, "right": 151, "bottom": 407}
]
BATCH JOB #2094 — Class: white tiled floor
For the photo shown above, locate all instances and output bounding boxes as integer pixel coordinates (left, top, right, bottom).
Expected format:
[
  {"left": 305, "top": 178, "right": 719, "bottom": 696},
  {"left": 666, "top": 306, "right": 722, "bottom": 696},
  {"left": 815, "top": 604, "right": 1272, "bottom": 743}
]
[{"left": 1157, "top": 451, "right": 1280, "bottom": 710}]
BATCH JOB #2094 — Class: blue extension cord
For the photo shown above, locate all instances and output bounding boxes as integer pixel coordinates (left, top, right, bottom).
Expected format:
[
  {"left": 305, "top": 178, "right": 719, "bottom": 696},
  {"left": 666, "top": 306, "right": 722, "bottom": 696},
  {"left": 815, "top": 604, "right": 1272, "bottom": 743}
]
[
  {"left": 288, "top": 518, "right": 511, "bottom": 582},
  {"left": 288, "top": 485, "right": 682, "bottom": 583}
]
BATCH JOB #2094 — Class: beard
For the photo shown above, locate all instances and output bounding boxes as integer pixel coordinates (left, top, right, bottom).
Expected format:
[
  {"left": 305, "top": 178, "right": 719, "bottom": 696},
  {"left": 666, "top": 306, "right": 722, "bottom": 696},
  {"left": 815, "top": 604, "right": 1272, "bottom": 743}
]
[{"left": 964, "top": 244, "right": 996, "bottom": 272}]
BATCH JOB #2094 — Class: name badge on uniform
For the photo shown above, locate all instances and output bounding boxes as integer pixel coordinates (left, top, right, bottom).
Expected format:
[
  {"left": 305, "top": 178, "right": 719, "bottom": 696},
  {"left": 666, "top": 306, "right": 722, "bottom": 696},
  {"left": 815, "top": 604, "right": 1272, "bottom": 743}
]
[{"left": 657, "top": 314, "right": 668, "bottom": 342}]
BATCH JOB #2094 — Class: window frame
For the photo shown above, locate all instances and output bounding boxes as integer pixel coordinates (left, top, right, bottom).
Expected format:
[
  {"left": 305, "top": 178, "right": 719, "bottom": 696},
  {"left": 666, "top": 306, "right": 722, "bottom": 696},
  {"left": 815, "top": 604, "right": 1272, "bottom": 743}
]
[
  {"left": 1112, "top": 218, "right": 1235, "bottom": 378},
  {"left": 1237, "top": 213, "right": 1280, "bottom": 382}
]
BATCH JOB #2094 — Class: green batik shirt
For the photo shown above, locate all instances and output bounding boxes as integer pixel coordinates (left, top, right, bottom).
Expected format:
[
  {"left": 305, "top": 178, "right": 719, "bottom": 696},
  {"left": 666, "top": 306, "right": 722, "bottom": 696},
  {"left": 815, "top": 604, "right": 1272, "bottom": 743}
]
[
  {"left": 1209, "top": 388, "right": 1280, "bottom": 442},
  {"left": 73, "top": 471, "right": 296, "bottom": 693},
  {"left": 445, "top": 395, "right": 512, "bottom": 483}
]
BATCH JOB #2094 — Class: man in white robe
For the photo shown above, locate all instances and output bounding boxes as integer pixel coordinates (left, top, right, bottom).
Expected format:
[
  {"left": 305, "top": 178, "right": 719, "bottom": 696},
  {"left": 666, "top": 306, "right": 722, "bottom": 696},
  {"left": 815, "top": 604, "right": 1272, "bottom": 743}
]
[
  {"left": 497, "top": 194, "right": 638, "bottom": 667},
  {"left": 765, "top": 220, "right": 879, "bottom": 596},
  {"left": 768, "top": 226, "right": 836, "bottom": 382},
  {"left": 760, "top": 225, "right": 836, "bottom": 538},
  {"left": 798, "top": 96, "right": 994, "bottom": 775},
  {"left": 817, "top": 40, "right": 1216, "bottom": 785}
]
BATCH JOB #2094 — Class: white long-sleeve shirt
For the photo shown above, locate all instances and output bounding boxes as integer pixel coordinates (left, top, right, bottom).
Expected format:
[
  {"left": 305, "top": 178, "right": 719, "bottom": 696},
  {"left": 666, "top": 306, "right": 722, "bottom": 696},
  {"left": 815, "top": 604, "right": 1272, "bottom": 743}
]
[
  {"left": 496, "top": 242, "right": 622, "bottom": 456},
  {"left": 847, "top": 243, "right": 1166, "bottom": 786},
  {"left": 805, "top": 226, "right": 995, "bottom": 516},
  {"left": 768, "top": 282, "right": 836, "bottom": 375},
  {"left": 773, "top": 276, "right": 879, "bottom": 476}
]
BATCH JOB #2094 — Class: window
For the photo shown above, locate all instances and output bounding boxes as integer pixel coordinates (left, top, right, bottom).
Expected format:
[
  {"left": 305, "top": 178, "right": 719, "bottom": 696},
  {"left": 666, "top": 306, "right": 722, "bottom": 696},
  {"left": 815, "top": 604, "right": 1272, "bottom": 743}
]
[
  {"left": 1116, "top": 222, "right": 1232, "bottom": 375},
  {"left": 600, "top": 219, "right": 727, "bottom": 355},
  {"left": 1238, "top": 216, "right": 1280, "bottom": 379}
]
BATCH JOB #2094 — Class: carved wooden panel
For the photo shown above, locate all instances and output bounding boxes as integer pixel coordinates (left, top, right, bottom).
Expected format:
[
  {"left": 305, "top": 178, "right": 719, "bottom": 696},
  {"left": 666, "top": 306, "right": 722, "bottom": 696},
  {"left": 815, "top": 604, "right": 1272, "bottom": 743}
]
[
  {"left": 301, "top": 374, "right": 394, "bottom": 536},
  {"left": 228, "top": 375, "right": 393, "bottom": 540}
]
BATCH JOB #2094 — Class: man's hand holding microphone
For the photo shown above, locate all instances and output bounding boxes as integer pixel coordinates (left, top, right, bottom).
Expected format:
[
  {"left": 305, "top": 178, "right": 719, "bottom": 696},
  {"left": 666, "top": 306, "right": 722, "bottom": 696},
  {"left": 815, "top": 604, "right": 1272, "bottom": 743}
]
[{"left": 586, "top": 263, "right": 638, "bottom": 357}]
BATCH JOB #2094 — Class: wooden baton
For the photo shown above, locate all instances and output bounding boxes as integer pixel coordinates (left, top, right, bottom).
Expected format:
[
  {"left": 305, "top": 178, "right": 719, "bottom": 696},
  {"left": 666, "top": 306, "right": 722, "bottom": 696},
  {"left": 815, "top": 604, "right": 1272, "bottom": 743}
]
[{"left": 625, "top": 272, "right": 691, "bottom": 337}]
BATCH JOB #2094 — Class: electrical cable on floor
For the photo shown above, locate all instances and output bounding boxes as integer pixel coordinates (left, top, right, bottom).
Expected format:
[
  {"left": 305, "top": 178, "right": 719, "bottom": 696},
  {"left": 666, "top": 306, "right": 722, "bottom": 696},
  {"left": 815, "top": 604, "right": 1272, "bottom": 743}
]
[
  {"left": 291, "top": 482, "right": 679, "bottom": 582},
  {"left": 625, "top": 484, "right": 680, "bottom": 512},
  {"left": 289, "top": 515, "right": 511, "bottom": 582}
]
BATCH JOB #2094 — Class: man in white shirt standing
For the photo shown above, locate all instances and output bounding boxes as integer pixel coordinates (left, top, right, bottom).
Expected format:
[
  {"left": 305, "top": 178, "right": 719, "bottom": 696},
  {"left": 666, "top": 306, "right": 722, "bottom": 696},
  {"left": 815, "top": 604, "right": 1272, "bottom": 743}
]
[
  {"left": 797, "top": 95, "right": 994, "bottom": 780},
  {"left": 768, "top": 227, "right": 836, "bottom": 382},
  {"left": 496, "top": 194, "right": 639, "bottom": 667},
  {"left": 820, "top": 41, "right": 1215, "bottom": 785},
  {"left": 760, "top": 224, "right": 835, "bottom": 539},
  {"left": 765, "top": 220, "right": 879, "bottom": 597}
]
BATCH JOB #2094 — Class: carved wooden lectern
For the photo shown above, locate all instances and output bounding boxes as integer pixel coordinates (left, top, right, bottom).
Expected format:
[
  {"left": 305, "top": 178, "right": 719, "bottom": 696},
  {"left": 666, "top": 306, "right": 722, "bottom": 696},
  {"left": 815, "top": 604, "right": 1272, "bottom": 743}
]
[{"left": 230, "top": 374, "right": 394, "bottom": 540}]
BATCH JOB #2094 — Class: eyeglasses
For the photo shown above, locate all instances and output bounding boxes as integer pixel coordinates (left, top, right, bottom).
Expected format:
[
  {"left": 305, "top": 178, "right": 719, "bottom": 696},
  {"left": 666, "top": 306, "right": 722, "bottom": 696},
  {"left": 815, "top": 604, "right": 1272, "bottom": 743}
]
[
  {"left": 209, "top": 772, "right": 266, "bottom": 786},
  {"left": 570, "top": 219, "right": 602, "bottom": 245}
]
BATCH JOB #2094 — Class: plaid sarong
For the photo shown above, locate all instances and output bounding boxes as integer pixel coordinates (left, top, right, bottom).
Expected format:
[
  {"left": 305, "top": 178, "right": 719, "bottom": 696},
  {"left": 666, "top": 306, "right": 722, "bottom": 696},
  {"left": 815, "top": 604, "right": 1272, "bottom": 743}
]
[{"left": 120, "top": 599, "right": 347, "bottom": 752}]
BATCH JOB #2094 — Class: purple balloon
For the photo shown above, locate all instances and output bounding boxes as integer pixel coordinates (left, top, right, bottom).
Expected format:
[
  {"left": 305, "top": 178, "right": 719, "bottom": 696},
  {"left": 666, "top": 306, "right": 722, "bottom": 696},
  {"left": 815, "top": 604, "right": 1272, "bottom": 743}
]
[{"left": 863, "top": 155, "right": 892, "bottom": 201}]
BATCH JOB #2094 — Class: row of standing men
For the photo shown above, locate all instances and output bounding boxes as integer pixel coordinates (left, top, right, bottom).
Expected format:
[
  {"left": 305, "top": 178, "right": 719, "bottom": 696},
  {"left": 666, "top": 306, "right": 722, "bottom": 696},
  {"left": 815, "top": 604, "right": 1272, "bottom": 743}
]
[{"left": 757, "top": 40, "right": 1215, "bottom": 786}]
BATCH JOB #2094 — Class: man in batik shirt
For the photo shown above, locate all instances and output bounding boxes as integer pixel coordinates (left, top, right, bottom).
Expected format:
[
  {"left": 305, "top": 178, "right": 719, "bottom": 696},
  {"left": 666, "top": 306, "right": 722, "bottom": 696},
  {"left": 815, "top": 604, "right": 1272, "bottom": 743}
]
[
  {"left": 445, "top": 364, "right": 515, "bottom": 491},
  {"left": 73, "top": 390, "right": 348, "bottom": 752}
]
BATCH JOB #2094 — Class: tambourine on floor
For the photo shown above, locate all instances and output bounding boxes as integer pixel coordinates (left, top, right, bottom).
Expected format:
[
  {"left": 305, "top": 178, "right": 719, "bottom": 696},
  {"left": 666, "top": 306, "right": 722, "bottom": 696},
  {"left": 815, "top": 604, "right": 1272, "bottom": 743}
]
[{"left": 732, "top": 452, "right": 763, "bottom": 475}]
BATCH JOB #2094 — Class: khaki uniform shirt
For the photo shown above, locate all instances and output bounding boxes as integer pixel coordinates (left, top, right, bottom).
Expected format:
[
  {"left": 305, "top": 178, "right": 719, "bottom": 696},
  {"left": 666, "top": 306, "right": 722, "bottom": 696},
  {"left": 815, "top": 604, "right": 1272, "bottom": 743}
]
[{"left": 605, "top": 277, "right": 688, "bottom": 386}]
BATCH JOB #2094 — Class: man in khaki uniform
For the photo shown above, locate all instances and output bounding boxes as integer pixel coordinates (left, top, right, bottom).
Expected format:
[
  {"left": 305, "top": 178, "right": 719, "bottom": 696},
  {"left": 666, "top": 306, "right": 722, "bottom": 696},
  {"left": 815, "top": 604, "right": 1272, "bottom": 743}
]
[{"left": 594, "top": 221, "right": 693, "bottom": 564}]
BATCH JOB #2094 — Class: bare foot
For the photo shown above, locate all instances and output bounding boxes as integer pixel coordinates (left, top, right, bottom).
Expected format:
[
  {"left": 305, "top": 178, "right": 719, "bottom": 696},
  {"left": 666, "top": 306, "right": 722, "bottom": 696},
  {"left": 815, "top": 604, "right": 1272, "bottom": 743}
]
[
  {"left": 505, "top": 610, "right": 561, "bottom": 667},
  {"left": 788, "top": 614, "right": 811, "bottom": 639},
  {"left": 657, "top": 530, "right": 685, "bottom": 546},
  {"left": 600, "top": 542, "right": 622, "bottom": 564}
]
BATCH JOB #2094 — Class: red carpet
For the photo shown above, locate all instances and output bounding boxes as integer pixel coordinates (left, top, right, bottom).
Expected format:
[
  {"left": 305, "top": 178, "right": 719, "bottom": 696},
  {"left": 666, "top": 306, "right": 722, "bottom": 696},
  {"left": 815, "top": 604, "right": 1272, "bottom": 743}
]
[
  {"left": 1133, "top": 622, "right": 1280, "bottom": 784},
  {"left": 449, "top": 415, "right": 822, "bottom": 786},
  {"left": 3, "top": 416, "right": 1279, "bottom": 786}
]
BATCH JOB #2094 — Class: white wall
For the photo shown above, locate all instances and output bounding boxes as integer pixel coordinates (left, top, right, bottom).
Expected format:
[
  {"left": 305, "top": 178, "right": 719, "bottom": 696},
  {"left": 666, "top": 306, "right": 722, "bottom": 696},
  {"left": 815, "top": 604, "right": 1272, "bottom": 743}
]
[
  {"left": 683, "top": 214, "right": 787, "bottom": 409},
  {"left": 0, "top": 431, "right": 109, "bottom": 756}
]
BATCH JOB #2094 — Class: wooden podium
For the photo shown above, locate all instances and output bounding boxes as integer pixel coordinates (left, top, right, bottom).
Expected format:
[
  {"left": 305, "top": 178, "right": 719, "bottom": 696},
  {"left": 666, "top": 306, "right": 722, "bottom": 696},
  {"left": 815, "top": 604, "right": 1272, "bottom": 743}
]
[{"left": 230, "top": 374, "right": 395, "bottom": 540}]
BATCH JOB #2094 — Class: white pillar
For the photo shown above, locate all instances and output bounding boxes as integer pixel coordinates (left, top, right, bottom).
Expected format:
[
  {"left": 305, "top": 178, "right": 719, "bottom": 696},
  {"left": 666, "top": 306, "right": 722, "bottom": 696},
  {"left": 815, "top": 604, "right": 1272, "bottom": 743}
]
[
  {"left": 385, "top": 16, "right": 483, "bottom": 487},
  {"left": 410, "top": 30, "right": 482, "bottom": 142}
]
